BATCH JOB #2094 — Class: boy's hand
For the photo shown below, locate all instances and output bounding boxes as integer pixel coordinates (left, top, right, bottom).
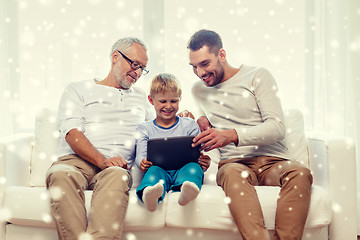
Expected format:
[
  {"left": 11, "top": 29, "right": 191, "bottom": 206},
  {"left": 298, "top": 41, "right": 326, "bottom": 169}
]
[
  {"left": 140, "top": 158, "right": 153, "bottom": 173},
  {"left": 198, "top": 152, "right": 211, "bottom": 172}
]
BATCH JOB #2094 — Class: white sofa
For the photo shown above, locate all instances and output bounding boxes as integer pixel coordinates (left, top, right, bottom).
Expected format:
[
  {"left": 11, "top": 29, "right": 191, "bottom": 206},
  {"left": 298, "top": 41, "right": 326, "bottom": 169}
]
[{"left": 0, "top": 108, "right": 357, "bottom": 240}]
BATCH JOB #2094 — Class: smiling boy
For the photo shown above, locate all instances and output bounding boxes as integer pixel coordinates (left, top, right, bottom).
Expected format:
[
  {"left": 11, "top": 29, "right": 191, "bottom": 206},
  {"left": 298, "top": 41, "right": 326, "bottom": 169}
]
[{"left": 134, "top": 73, "right": 211, "bottom": 212}]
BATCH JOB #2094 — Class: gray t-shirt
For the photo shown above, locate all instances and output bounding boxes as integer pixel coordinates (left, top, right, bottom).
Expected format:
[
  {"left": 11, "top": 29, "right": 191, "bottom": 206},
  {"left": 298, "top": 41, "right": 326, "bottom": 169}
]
[
  {"left": 192, "top": 65, "right": 290, "bottom": 161},
  {"left": 135, "top": 116, "right": 201, "bottom": 167}
]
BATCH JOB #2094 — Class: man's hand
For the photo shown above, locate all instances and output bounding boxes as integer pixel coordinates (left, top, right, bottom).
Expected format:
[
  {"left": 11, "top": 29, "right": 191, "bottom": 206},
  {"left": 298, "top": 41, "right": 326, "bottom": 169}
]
[
  {"left": 99, "top": 156, "right": 130, "bottom": 170},
  {"left": 192, "top": 128, "right": 238, "bottom": 151},
  {"left": 140, "top": 158, "right": 153, "bottom": 173},
  {"left": 177, "top": 110, "right": 195, "bottom": 120},
  {"left": 197, "top": 116, "right": 212, "bottom": 132},
  {"left": 198, "top": 152, "right": 211, "bottom": 171}
]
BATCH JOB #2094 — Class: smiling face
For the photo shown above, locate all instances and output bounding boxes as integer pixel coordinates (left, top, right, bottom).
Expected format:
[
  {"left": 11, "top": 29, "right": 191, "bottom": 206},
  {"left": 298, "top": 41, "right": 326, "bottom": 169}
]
[
  {"left": 113, "top": 43, "right": 148, "bottom": 89},
  {"left": 149, "top": 91, "right": 180, "bottom": 127},
  {"left": 189, "top": 45, "right": 226, "bottom": 87}
]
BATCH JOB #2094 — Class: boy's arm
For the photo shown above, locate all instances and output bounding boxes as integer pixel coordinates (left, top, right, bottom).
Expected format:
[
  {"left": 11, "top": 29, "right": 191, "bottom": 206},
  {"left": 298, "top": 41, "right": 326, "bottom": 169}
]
[{"left": 135, "top": 124, "right": 149, "bottom": 168}]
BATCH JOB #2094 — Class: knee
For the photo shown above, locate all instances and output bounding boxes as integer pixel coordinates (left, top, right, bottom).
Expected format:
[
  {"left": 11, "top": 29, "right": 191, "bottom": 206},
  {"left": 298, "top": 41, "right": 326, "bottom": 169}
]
[
  {"left": 217, "top": 163, "right": 257, "bottom": 186},
  {"left": 46, "top": 164, "right": 82, "bottom": 188},
  {"left": 286, "top": 166, "right": 313, "bottom": 185},
  {"left": 220, "top": 163, "right": 251, "bottom": 180},
  {"left": 147, "top": 165, "right": 163, "bottom": 174},
  {"left": 184, "top": 162, "right": 203, "bottom": 176},
  {"left": 101, "top": 166, "right": 131, "bottom": 184}
]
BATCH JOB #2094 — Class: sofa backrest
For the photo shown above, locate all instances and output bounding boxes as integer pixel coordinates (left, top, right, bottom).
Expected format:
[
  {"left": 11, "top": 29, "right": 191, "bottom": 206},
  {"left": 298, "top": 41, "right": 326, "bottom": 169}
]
[{"left": 29, "top": 108, "right": 309, "bottom": 187}]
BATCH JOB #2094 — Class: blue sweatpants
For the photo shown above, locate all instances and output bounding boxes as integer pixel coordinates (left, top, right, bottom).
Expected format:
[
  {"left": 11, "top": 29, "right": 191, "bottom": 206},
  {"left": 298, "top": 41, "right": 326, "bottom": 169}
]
[{"left": 136, "top": 162, "right": 204, "bottom": 202}]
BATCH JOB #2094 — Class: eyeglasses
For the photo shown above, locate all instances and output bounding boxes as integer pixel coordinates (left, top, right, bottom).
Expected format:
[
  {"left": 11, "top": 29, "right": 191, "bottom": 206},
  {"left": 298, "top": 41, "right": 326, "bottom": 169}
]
[{"left": 117, "top": 50, "right": 149, "bottom": 75}]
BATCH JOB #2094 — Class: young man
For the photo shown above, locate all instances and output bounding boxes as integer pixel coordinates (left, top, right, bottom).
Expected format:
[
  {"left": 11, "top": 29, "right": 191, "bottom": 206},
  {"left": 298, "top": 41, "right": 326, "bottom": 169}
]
[
  {"left": 188, "top": 29, "right": 313, "bottom": 240},
  {"left": 135, "top": 73, "right": 210, "bottom": 212},
  {"left": 46, "top": 37, "right": 154, "bottom": 239}
]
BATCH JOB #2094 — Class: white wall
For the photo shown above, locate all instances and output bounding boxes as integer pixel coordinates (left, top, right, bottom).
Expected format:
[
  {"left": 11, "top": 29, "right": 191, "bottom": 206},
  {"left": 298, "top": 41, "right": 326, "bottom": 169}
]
[
  {"left": 1, "top": 0, "right": 307, "bottom": 132},
  {"left": 10, "top": 0, "right": 144, "bottom": 131},
  {"left": 162, "top": 0, "right": 306, "bottom": 116}
]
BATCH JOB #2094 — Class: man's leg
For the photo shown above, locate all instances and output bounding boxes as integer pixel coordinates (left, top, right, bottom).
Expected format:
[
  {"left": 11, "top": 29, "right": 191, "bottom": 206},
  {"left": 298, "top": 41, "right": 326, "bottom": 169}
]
[
  {"left": 216, "top": 162, "right": 270, "bottom": 240},
  {"left": 259, "top": 158, "right": 313, "bottom": 240},
  {"left": 86, "top": 166, "right": 132, "bottom": 239},
  {"left": 46, "top": 155, "right": 98, "bottom": 240}
]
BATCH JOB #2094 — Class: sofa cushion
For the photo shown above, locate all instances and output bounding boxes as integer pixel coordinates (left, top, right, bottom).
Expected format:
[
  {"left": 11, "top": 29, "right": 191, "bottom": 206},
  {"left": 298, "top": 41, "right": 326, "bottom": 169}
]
[
  {"left": 30, "top": 109, "right": 59, "bottom": 186},
  {"left": 283, "top": 109, "right": 309, "bottom": 167},
  {"left": 4, "top": 186, "right": 166, "bottom": 230},
  {"left": 165, "top": 185, "right": 331, "bottom": 230}
]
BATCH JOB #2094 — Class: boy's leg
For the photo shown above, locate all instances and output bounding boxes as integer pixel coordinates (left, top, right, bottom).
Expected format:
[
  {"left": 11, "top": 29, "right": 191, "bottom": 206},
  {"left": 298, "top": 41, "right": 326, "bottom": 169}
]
[
  {"left": 172, "top": 162, "right": 204, "bottom": 205},
  {"left": 172, "top": 162, "right": 204, "bottom": 190},
  {"left": 46, "top": 155, "right": 99, "bottom": 240},
  {"left": 142, "top": 182, "right": 164, "bottom": 212},
  {"left": 136, "top": 166, "right": 170, "bottom": 202},
  {"left": 86, "top": 167, "right": 132, "bottom": 239}
]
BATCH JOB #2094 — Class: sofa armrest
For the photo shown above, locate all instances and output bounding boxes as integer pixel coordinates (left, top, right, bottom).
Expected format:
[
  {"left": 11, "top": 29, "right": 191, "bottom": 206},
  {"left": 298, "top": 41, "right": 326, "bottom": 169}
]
[
  {"left": 0, "top": 133, "right": 33, "bottom": 190},
  {"left": 307, "top": 132, "right": 357, "bottom": 240},
  {"left": 0, "top": 133, "right": 33, "bottom": 240}
]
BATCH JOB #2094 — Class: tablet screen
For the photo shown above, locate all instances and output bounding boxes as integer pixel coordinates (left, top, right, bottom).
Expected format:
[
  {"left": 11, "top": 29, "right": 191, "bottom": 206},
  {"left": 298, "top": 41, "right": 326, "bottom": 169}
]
[{"left": 147, "top": 136, "right": 200, "bottom": 171}]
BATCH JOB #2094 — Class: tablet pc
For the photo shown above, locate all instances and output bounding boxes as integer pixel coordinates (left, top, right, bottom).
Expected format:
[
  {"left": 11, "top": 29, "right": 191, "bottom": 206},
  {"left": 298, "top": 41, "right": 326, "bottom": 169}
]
[{"left": 147, "top": 136, "right": 200, "bottom": 171}]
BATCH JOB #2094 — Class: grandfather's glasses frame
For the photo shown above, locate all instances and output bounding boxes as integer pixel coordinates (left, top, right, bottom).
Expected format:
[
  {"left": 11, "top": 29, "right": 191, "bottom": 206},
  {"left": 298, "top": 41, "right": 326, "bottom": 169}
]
[{"left": 117, "top": 50, "right": 149, "bottom": 75}]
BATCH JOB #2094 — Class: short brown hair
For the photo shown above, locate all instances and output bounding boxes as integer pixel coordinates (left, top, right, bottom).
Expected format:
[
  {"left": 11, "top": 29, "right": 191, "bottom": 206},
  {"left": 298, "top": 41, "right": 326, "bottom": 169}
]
[
  {"left": 150, "top": 73, "right": 182, "bottom": 98},
  {"left": 187, "top": 29, "right": 223, "bottom": 54}
]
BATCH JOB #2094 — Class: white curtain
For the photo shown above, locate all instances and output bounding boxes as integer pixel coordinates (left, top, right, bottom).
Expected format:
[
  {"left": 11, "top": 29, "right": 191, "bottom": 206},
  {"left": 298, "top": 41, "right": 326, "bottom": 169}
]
[
  {"left": 0, "top": 0, "right": 16, "bottom": 138},
  {"left": 305, "top": 0, "right": 360, "bottom": 233}
]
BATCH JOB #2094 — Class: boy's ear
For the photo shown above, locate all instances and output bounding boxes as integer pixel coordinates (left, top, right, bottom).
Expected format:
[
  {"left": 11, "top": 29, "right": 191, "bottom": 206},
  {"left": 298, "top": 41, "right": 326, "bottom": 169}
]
[{"left": 148, "top": 95, "right": 154, "bottom": 105}]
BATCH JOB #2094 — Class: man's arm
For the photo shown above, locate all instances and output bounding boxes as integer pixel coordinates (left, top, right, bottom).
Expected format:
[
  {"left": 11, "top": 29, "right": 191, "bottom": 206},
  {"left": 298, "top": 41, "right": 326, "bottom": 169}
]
[
  {"left": 66, "top": 129, "right": 129, "bottom": 170},
  {"left": 192, "top": 68, "right": 285, "bottom": 150}
]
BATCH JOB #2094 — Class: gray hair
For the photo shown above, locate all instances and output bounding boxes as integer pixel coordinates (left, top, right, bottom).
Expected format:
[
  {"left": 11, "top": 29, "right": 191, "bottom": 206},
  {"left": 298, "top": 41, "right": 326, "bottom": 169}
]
[{"left": 110, "top": 37, "right": 147, "bottom": 58}]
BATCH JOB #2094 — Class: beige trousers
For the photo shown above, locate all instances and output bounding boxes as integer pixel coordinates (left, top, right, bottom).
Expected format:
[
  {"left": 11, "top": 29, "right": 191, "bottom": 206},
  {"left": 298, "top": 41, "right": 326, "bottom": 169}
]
[
  {"left": 46, "top": 154, "right": 132, "bottom": 240},
  {"left": 216, "top": 156, "right": 313, "bottom": 240}
]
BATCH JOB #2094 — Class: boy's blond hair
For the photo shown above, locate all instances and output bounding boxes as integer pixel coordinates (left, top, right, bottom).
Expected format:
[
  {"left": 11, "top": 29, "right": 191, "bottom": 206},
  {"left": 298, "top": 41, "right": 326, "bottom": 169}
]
[{"left": 150, "top": 73, "right": 182, "bottom": 98}]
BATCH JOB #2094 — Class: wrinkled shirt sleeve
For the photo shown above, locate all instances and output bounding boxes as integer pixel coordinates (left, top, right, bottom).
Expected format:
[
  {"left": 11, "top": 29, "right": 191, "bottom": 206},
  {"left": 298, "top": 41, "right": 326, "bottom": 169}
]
[{"left": 58, "top": 84, "right": 85, "bottom": 138}]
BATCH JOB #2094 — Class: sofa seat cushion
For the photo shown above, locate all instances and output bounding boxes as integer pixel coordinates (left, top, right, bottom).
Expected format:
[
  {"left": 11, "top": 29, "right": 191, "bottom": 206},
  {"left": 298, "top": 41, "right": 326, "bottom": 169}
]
[
  {"left": 165, "top": 185, "right": 332, "bottom": 230},
  {"left": 4, "top": 187, "right": 166, "bottom": 230}
]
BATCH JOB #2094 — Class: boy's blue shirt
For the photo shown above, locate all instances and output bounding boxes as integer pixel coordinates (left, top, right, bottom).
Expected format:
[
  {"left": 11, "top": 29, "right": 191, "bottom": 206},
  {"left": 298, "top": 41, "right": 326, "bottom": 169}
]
[{"left": 135, "top": 116, "right": 201, "bottom": 168}]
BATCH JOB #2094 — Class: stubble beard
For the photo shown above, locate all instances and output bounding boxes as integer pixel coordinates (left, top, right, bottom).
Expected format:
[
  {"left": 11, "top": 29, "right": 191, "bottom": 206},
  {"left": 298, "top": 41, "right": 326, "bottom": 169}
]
[
  {"left": 207, "top": 60, "right": 225, "bottom": 87},
  {"left": 114, "top": 66, "right": 134, "bottom": 90}
]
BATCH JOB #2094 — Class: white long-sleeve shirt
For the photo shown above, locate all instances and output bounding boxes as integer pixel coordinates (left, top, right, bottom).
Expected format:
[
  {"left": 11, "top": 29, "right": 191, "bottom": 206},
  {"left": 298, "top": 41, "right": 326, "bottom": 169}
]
[
  {"left": 57, "top": 79, "right": 154, "bottom": 167},
  {"left": 192, "top": 65, "right": 290, "bottom": 161}
]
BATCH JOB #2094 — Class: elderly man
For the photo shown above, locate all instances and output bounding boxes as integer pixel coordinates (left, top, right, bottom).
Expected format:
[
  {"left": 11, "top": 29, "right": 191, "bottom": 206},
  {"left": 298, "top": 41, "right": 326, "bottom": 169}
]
[{"left": 46, "top": 37, "right": 154, "bottom": 239}]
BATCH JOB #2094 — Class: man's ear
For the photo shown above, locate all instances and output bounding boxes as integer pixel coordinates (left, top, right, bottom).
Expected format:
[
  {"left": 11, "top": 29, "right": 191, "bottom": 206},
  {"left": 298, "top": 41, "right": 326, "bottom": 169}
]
[
  {"left": 218, "top": 48, "right": 226, "bottom": 63},
  {"left": 148, "top": 95, "right": 154, "bottom": 105},
  {"left": 112, "top": 51, "right": 119, "bottom": 64}
]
